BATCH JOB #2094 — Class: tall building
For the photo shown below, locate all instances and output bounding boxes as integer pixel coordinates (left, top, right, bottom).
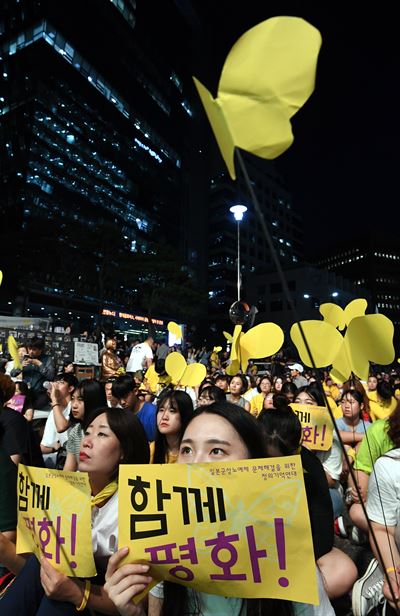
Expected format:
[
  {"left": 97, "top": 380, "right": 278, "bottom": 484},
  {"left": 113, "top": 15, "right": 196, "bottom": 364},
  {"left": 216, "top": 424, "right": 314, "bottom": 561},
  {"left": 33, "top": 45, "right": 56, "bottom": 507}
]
[
  {"left": 0, "top": 0, "right": 209, "bottom": 324},
  {"left": 315, "top": 236, "right": 400, "bottom": 343},
  {"left": 208, "top": 155, "right": 303, "bottom": 324}
]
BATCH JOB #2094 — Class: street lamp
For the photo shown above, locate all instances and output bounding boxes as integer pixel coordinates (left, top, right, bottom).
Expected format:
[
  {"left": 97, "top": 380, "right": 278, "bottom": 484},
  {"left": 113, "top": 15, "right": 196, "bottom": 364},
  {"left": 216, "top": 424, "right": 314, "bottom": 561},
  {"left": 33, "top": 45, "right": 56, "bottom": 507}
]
[{"left": 229, "top": 204, "right": 247, "bottom": 301}]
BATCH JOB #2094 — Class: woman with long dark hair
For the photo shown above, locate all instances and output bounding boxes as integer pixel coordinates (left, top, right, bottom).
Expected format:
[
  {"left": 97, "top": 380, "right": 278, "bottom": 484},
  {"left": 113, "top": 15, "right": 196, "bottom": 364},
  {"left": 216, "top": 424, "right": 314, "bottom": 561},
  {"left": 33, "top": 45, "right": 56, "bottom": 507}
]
[
  {"left": 104, "top": 403, "right": 331, "bottom": 615},
  {"left": 63, "top": 379, "right": 107, "bottom": 471},
  {"left": 152, "top": 389, "right": 193, "bottom": 464},
  {"left": 1, "top": 407, "right": 150, "bottom": 614}
]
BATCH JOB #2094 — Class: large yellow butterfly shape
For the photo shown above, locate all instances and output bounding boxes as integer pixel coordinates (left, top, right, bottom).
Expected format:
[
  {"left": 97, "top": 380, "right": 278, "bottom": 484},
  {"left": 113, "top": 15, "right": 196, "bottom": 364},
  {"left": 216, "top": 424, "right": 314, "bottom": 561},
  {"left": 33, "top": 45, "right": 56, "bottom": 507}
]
[
  {"left": 193, "top": 16, "right": 322, "bottom": 179},
  {"left": 223, "top": 322, "right": 284, "bottom": 375},
  {"left": 165, "top": 352, "right": 206, "bottom": 387},
  {"left": 290, "top": 299, "right": 395, "bottom": 383}
]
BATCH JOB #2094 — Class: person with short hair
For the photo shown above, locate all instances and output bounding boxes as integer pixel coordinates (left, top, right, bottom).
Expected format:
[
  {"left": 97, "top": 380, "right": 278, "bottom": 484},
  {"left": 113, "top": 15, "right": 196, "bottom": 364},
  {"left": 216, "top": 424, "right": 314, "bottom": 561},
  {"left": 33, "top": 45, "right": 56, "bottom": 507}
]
[
  {"left": 112, "top": 375, "right": 156, "bottom": 441},
  {"left": 126, "top": 335, "right": 154, "bottom": 374},
  {"left": 21, "top": 337, "right": 55, "bottom": 409},
  {"left": 288, "top": 362, "right": 308, "bottom": 388}
]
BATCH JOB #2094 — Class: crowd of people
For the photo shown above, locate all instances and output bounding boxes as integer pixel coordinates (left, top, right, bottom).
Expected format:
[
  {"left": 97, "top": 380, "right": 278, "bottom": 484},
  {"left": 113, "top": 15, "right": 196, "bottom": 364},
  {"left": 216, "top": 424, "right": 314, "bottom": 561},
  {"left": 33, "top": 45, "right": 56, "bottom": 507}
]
[{"left": 1, "top": 330, "right": 400, "bottom": 615}]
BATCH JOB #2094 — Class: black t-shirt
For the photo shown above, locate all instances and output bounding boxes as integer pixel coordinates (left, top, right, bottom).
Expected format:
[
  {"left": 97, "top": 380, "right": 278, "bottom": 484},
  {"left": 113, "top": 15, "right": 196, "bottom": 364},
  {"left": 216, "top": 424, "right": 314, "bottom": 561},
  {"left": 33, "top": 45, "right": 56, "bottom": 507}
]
[
  {"left": 0, "top": 446, "right": 17, "bottom": 531},
  {"left": 301, "top": 446, "right": 334, "bottom": 560},
  {"left": 0, "top": 406, "right": 44, "bottom": 467}
]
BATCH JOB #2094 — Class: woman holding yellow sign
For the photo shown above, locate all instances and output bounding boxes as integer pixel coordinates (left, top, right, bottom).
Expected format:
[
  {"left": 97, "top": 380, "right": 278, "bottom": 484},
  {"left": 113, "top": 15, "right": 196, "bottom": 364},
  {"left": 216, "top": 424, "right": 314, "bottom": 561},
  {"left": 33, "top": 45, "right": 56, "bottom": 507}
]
[
  {"left": 104, "top": 403, "right": 331, "bottom": 616},
  {"left": 1, "top": 408, "right": 150, "bottom": 615}
]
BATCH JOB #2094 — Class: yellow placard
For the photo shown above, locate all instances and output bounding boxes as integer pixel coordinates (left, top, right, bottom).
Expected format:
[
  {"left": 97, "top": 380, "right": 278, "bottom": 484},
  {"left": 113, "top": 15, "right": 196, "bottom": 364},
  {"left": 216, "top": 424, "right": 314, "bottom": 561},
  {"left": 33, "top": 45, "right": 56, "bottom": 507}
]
[
  {"left": 118, "top": 457, "right": 318, "bottom": 604},
  {"left": 16, "top": 465, "right": 96, "bottom": 577},
  {"left": 290, "top": 404, "right": 333, "bottom": 451}
]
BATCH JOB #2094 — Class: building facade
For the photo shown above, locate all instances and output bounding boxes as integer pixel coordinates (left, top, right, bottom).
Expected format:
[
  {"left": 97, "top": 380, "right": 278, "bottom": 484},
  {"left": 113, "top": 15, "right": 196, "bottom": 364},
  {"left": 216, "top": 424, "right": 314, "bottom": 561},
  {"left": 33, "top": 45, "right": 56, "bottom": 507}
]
[{"left": 0, "top": 0, "right": 209, "bottom": 324}]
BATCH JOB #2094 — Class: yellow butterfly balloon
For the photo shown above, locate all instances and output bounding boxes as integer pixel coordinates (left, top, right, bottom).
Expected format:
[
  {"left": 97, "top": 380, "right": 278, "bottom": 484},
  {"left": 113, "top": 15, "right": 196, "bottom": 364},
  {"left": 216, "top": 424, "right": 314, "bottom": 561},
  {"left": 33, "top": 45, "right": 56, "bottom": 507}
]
[
  {"left": 165, "top": 352, "right": 206, "bottom": 387},
  {"left": 290, "top": 300, "right": 395, "bottom": 383},
  {"left": 7, "top": 335, "right": 22, "bottom": 370},
  {"left": 167, "top": 321, "right": 182, "bottom": 340},
  {"left": 213, "top": 346, "right": 222, "bottom": 353},
  {"left": 225, "top": 322, "right": 284, "bottom": 375},
  {"left": 193, "top": 16, "right": 322, "bottom": 179},
  {"left": 0, "top": 270, "right": 3, "bottom": 287}
]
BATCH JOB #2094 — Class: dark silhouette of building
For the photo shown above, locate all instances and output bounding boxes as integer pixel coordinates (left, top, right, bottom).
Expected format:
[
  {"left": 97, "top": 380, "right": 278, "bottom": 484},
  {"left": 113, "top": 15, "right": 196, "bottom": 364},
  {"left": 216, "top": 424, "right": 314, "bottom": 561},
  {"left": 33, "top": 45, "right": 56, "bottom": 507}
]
[{"left": 0, "top": 0, "right": 209, "bottom": 322}]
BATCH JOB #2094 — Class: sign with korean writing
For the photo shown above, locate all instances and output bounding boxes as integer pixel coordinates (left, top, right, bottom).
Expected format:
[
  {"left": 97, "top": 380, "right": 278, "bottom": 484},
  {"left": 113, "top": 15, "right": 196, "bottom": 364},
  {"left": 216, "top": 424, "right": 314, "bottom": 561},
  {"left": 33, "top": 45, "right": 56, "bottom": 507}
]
[
  {"left": 74, "top": 341, "right": 99, "bottom": 365},
  {"left": 16, "top": 465, "right": 96, "bottom": 577},
  {"left": 119, "top": 456, "right": 318, "bottom": 604},
  {"left": 290, "top": 404, "right": 333, "bottom": 451}
]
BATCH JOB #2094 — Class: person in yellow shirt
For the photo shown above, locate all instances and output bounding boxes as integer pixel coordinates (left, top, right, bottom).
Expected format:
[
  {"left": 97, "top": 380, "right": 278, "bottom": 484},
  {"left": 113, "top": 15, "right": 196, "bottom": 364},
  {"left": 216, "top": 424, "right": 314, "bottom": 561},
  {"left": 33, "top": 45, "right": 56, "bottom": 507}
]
[
  {"left": 249, "top": 375, "right": 272, "bottom": 416},
  {"left": 368, "top": 380, "right": 397, "bottom": 421}
]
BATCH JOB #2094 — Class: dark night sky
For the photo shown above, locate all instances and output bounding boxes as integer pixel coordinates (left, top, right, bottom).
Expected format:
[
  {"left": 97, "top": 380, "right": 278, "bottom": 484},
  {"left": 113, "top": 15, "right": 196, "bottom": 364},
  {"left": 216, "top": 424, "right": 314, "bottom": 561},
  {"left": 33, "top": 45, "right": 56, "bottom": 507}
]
[{"left": 180, "top": 2, "right": 400, "bottom": 256}]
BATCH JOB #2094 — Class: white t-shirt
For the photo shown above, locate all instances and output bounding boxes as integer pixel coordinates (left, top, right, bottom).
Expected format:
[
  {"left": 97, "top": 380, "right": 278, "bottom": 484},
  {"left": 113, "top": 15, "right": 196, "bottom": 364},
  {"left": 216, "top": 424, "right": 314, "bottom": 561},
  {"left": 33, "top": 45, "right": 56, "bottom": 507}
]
[
  {"left": 126, "top": 342, "right": 153, "bottom": 372},
  {"left": 367, "top": 448, "right": 400, "bottom": 547},
  {"left": 316, "top": 433, "right": 342, "bottom": 483},
  {"left": 41, "top": 402, "right": 71, "bottom": 448},
  {"left": 92, "top": 491, "right": 118, "bottom": 572}
]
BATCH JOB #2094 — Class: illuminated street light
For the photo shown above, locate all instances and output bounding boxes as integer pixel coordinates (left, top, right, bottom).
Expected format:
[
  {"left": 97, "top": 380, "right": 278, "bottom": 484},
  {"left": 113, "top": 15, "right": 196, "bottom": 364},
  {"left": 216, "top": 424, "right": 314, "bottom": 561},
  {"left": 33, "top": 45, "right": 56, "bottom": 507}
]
[{"left": 229, "top": 205, "right": 247, "bottom": 301}]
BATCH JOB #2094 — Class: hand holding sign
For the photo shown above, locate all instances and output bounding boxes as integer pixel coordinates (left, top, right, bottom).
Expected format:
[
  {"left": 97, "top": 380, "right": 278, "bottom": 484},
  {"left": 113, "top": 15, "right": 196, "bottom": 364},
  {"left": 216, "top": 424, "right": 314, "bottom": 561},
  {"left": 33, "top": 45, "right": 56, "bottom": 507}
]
[{"left": 104, "top": 548, "right": 152, "bottom": 616}]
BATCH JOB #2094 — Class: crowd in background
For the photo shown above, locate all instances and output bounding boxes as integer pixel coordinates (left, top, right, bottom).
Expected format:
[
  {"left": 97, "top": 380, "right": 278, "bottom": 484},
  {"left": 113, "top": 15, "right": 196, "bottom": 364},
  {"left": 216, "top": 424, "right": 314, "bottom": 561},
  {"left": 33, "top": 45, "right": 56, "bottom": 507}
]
[{"left": 1, "top": 330, "right": 400, "bottom": 615}]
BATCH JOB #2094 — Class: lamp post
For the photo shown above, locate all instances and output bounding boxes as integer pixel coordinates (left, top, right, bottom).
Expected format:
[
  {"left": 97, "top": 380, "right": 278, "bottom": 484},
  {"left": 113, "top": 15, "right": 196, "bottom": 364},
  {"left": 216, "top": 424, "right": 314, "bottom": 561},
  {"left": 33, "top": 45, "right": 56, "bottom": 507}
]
[{"left": 229, "top": 204, "right": 247, "bottom": 301}]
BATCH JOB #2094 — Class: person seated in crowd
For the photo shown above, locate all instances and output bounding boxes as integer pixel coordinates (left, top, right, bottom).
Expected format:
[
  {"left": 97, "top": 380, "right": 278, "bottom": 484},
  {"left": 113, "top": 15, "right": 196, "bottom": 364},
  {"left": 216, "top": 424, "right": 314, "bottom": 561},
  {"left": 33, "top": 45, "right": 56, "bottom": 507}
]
[
  {"left": 281, "top": 381, "right": 298, "bottom": 402},
  {"left": 40, "top": 373, "right": 78, "bottom": 458},
  {"left": 151, "top": 389, "right": 193, "bottom": 464},
  {"left": 64, "top": 379, "right": 107, "bottom": 471},
  {"left": 336, "top": 389, "right": 371, "bottom": 454},
  {"left": 249, "top": 375, "right": 273, "bottom": 417},
  {"left": 352, "top": 444, "right": 400, "bottom": 616},
  {"left": 105, "top": 378, "right": 120, "bottom": 408},
  {"left": 21, "top": 337, "right": 55, "bottom": 409},
  {"left": 0, "top": 374, "right": 43, "bottom": 468},
  {"left": 226, "top": 374, "right": 250, "bottom": 411},
  {"left": 5, "top": 380, "right": 34, "bottom": 421},
  {"left": 105, "top": 402, "right": 334, "bottom": 615},
  {"left": 272, "top": 375, "right": 284, "bottom": 393},
  {"left": 101, "top": 337, "right": 124, "bottom": 382},
  {"left": 213, "top": 373, "right": 230, "bottom": 393},
  {"left": 112, "top": 374, "right": 156, "bottom": 441},
  {"left": 197, "top": 385, "right": 226, "bottom": 406},
  {"left": 258, "top": 401, "right": 357, "bottom": 603},
  {"left": 1, "top": 407, "right": 150, "bottom": 615},
  {"left": 288, "top": 362, "right": 308, "bottom": 388},
  {"left": 294, "top": 385, "right": 344, "bottom": 521},
  {"left": 368, "top": 380, "right": 397, "bottom": 421},
  {"left": 348, "top": 399, "right": 400, "bottom": 537},
  {"left": 6, "top": 343, "right": 27, "bottom": 378}
]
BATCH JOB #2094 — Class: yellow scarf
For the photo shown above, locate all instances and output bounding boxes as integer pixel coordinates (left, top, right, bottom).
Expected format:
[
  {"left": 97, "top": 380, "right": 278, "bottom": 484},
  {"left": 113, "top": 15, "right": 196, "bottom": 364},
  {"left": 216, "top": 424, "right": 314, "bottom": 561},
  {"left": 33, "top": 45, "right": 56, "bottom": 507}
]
[{"left": 91, "top": 481, "right": 118, "bottom": 509}]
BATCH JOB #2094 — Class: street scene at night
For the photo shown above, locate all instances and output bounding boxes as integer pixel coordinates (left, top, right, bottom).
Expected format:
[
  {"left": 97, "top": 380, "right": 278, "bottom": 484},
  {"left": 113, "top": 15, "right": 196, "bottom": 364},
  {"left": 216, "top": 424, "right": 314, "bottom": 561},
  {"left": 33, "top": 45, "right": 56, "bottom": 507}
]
[{"left": 1, "top": 2, "right": 400, "bottom": 615}]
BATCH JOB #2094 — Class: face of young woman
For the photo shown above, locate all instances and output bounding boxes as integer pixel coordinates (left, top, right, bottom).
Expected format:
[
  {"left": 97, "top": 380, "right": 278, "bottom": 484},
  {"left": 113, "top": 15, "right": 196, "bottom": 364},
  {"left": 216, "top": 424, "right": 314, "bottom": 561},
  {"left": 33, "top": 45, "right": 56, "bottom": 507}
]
[
  {"left": 178, "top": 414, "right": 249, "bottom": 464},
  {"left": 294, "top": 391, "right": 317, "bottom": 406},
  {"left": 157, "top": 398, "right": 181, "bottom": 436},
  {"left": 229, "top": 377, "right": 244, "bottom": 395},
  {"left": 71, "top": 390, "right": 85, "bottom": 420},
  {"left": 368, "top": 376, "right": 378, "bottom": 391},
  {"left": 263, "top": 393, "right": 274, "bottom": 409},
  {"left": 79, "top": 413, "right": 122, "bottom": 476},
  {"left": 197, "top": 393, "right": 212, "bottom": 406},
  {"left": 341, "top": 393, "right": 362, "bottom": 420},
  {"left": 274, "top": 378, "right": 283, "bottom": 392},
  {"left": 259, "top": 378, "right": 272, "bottom": 394}
]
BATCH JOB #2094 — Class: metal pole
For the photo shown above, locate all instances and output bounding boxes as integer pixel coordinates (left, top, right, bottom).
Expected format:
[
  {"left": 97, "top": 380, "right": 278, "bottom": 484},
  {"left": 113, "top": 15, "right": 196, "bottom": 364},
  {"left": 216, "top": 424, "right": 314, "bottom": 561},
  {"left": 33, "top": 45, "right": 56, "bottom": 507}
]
[{"left": 237, "top": 219, "right": 240, "bottom": 301}]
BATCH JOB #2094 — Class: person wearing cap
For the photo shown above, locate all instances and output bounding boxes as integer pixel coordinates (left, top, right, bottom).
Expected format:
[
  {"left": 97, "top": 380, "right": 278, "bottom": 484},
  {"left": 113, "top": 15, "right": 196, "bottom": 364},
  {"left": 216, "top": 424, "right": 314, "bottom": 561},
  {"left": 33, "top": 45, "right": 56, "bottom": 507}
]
[{"left": 289, "top": 362, "right": 308, "bottom": 388}]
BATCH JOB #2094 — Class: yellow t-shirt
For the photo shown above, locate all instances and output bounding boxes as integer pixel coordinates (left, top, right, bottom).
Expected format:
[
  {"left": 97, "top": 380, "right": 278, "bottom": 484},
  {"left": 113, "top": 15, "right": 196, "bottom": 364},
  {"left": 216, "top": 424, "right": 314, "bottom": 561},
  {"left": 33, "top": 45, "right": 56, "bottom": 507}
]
[
  {"left": 149, "top": 441, "right": 179, "bottom": 464},
  {"left": 368, "top": 395, "right": 397, "bottom": 422}
]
